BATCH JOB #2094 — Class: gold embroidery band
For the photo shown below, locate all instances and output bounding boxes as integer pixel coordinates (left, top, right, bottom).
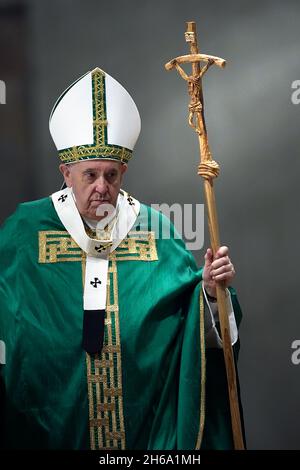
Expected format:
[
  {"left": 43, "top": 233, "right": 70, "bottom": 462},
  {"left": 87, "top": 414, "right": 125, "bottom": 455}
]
[
  {"left": 110, "top": 231, "right": 158, "bottom": 261},
  {"left": 38, "top": 231, "right": 157, "bottom": 264},
  {"left": 38, "top": 231, "right": 82, "bottom": 263},
  {"left": 59, "top": 144, "right": 132, "bottom": 164},
  {"left": 86, "top": 260, "right": 126, "bottom": 450},
  {"left": 58, "top": 70, "right": 132, "bottom": 164}
]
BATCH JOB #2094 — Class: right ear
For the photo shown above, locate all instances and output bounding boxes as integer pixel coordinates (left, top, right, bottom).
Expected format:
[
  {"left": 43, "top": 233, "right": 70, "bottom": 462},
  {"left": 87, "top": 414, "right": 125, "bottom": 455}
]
[{"left": 59, "top": 164, "right": 72, "bottom": 187}]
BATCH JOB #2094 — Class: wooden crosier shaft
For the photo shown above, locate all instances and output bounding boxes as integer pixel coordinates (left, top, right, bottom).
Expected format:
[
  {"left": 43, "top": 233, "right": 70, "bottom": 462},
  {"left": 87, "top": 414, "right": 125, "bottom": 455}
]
[
  {"left": 187, "top": 21, "right": 245, "bottom": 450},
  {"left": 205, "top": 179, "right": 244, "bottom": 450}
]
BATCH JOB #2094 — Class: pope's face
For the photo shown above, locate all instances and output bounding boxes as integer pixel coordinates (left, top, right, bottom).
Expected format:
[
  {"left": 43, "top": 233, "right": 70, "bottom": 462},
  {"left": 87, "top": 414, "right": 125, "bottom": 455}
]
[{"left": 59, "top": 160, "right": 127, "bottom": 220}]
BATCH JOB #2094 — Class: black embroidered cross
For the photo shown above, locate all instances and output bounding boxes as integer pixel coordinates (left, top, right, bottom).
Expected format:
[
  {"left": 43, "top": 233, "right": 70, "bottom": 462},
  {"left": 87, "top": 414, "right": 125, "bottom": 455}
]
[
  {"left": 95, "top": 245, "right": 106, "bottom": 253},
  {"left": 127, "top": 195, "right": 135, "bottom": 206},
  {"left": 58, "top": 194, "right": 68, "bottom": 203},
  {"left": 90, "top": 277, "right": 102, "bottom": 288}
]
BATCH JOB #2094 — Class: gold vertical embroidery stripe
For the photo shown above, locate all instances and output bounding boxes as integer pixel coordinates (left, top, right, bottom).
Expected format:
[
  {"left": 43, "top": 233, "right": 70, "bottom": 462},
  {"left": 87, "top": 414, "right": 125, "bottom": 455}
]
[
  {"left": 93, "top": 69, "right": 106, "bottom": 147},
  {"left": 85, "top": 259, "right": 126, "bottom": 450},
  {"left": 195, "top": 288, "right": 206, "bottom": 449}
]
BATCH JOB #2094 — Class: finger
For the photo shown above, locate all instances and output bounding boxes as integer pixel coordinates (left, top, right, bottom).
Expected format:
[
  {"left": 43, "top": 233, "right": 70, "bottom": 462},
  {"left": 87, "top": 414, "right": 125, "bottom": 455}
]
[
  {"left": 213, "top": 271, "right": 234, "bottom": 282},
  {"left": 211, "top": 263, "right": 235, "bottom": 280},
  {"left": 211, "top": 256, "right": 230, "bottom": 270},
  {"left": 204, "top": 248, "right": 214, "bottom": 266},
  {"left": 215, "top": 246, "right": 229, "bottom": 259}
]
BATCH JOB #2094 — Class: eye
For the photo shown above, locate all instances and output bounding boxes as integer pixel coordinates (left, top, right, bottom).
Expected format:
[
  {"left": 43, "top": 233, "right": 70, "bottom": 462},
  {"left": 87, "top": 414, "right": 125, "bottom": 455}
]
[
  {"left": 83, "top": 171, "right": 96, "bottom": 181},
  {"left": 106, "top": 171, "right": 117, "bottom": 181}
]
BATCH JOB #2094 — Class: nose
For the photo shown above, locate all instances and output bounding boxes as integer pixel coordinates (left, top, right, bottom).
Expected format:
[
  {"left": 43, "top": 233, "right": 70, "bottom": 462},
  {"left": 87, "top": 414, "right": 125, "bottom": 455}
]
[{"left": 94, "top": 176, "right": 108, "bottom": 195}]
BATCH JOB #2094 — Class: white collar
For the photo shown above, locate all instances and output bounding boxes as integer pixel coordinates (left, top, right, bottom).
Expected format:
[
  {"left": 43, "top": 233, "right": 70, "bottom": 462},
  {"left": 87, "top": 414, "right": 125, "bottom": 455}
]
[{"left": 51, "top": 187, "right": 140, "bottom": 258}]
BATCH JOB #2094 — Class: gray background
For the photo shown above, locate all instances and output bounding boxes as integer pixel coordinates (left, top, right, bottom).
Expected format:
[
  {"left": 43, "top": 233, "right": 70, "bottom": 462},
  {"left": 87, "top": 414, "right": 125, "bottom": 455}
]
[{"left": 0, "top": 0, "right": 299, "bottom": 449}]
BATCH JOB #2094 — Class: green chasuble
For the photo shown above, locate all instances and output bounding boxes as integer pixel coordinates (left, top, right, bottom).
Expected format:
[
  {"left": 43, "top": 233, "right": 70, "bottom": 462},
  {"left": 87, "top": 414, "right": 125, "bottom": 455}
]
[{"left": 0, "top": 196, "right": 242, "bottom": 449}]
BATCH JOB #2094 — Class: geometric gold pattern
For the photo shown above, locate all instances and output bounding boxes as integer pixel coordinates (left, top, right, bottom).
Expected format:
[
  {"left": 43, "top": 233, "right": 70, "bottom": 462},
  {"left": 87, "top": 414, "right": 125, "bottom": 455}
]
[
  {"left": 86, "top": 260, "right": 126, "bottom": 450},
  {"left": 38, "top": 230, "right": 158, "bottom": 264},
  {"left": 110, "top": 231, "right": 158, "bottom": 262},
  {"left": 38, "top": 231, "right": 82, "bottom": 263}
]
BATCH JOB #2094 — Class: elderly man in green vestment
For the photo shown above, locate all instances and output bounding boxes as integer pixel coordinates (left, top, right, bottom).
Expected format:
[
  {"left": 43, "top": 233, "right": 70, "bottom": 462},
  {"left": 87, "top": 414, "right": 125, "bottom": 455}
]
[{"left": 0, "top": 67, "right": 243, "bottom": 450}]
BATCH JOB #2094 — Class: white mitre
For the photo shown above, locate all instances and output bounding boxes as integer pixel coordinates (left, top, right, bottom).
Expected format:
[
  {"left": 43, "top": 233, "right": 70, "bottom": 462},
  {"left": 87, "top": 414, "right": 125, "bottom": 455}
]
[{"left": 49, "top": 67, "right": 141, "bottom": 164}]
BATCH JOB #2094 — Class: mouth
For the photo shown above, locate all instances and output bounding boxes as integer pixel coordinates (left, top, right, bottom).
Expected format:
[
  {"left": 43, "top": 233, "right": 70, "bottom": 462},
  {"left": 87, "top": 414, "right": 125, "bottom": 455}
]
[{"left": 90, "top": 199, "right": 110, "bottom": 205}]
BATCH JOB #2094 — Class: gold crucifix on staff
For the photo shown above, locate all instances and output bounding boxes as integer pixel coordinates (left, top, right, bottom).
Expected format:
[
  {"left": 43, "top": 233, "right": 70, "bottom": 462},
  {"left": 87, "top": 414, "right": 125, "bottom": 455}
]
[{"left": 165, "top": 21, "right": 245, "bottom": 450}]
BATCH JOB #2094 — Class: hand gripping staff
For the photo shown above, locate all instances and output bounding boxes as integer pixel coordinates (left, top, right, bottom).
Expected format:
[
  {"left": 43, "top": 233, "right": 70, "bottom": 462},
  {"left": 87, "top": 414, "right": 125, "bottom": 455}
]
[{"left": 165, "top": 21, "right": 244, "bottom": 450}]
